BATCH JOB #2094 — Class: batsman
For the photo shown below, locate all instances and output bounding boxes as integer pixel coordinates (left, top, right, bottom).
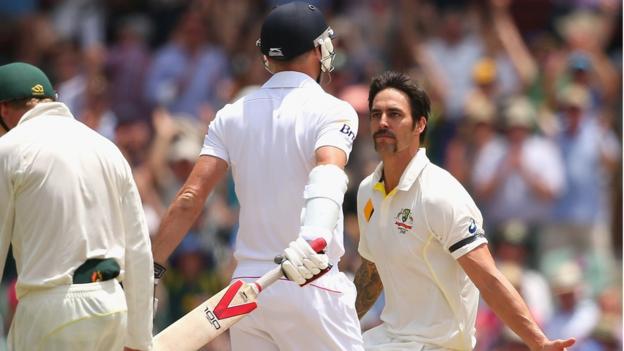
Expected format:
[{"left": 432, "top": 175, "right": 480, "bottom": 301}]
[{"left": 151, "top": 2, "right": 364, "bottom": 350}]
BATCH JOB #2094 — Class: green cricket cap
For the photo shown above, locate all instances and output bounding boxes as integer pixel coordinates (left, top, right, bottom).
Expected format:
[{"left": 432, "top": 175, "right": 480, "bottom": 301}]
[{"left": 0, "top": 62, "right": 56, "bottom": 102}]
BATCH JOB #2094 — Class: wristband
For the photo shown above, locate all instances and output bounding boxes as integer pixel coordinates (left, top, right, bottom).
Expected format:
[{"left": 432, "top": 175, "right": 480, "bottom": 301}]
[{"left": 154, "top": 262, "right": 167, "bottom": 284}]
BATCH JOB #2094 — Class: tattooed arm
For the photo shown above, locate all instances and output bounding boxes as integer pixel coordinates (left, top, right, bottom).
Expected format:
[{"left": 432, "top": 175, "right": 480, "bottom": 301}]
[{"left": 354, "top": 258, "right": 383, "bottom": 319}]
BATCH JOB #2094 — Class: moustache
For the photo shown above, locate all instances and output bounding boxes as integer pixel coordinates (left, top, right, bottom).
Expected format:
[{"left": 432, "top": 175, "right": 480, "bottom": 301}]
[{"left": 373, "top": 130, "right": 396, "bottom": 139}]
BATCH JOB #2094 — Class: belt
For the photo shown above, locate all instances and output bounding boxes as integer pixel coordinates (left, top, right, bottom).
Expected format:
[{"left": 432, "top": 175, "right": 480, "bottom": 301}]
[{"left": 73, "top": 258, "right": 120, "bottom": 284}]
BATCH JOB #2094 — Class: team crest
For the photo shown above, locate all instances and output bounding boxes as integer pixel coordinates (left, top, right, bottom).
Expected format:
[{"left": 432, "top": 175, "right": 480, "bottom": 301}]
[
  {"left": 31, "top": 84, "right": 44, "bottom": 96},
  {"left": 394, "top": 208, "right": 413, "bottom": 234}
]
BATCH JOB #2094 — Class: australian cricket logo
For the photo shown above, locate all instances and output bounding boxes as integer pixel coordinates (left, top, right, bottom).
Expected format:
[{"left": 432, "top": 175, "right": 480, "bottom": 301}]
[{"left": 394, "top": 208, "right": 413, "bottom": 234}]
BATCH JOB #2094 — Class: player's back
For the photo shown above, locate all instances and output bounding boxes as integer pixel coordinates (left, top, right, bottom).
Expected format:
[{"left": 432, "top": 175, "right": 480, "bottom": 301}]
[
  {"left": 0, "top": 102, "right": 135, "bottom": 297},
  {"left": 202, "top": 72, "right": 357, "bottom": 275}
]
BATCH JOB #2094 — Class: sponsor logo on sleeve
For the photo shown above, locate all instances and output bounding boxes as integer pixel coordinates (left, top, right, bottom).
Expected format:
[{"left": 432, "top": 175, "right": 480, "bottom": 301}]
[
  {"left": 468, "top": 218, "right": 477, "bottom": 234},
  {"left": 339, "top": 123, "right": 355, "bottom": 140}
]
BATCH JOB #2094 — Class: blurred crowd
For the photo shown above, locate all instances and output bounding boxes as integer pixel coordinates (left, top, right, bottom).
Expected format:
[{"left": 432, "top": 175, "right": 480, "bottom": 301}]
[{"left": 0, "top": 0, "right": 622, "bottom": 350}]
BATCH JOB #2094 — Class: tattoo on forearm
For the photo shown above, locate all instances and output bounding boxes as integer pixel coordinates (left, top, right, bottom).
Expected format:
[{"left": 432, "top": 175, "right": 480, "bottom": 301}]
[{"left": 354, "top": 259, "right": 383, "bottom": 319}]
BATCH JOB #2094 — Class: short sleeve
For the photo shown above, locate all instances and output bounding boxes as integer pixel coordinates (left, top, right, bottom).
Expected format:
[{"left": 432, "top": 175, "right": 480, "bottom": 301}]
[
  {"left": 200, "top": 110, "right": 229, "bottom": 164},
  {"left": 314, "top": 101, "right": 358, "bottom": 161},
  {"left": 423, "top": 173, "right": 488, "bottom": 260},
  {"left": 356, "top": 179, "right": 375, "bottom": 262}
]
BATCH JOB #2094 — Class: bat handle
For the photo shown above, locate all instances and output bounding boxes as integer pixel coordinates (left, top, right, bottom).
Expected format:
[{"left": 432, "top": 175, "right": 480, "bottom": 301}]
[
  {"left": 253, "top": 265, "right": 284, "bottom": 293},
  {"left": 255, "top": 238, "right": 328, "bottom": 292}
]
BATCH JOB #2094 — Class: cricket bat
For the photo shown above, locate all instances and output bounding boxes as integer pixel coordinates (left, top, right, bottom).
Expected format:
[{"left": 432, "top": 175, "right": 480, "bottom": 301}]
[{"left": 153, "top": 238, "right": 328, "bottom": 351}]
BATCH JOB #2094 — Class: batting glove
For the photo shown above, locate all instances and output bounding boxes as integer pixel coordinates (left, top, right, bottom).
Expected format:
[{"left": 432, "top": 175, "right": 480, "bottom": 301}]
[{"left": 281, "top": 238, "right": 330, "bottom": 285}]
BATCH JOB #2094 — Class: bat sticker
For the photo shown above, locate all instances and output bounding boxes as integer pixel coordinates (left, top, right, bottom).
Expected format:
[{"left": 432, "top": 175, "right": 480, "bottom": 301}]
[{"left": 211, "top": 280, "right": 258, "bottom": 320}]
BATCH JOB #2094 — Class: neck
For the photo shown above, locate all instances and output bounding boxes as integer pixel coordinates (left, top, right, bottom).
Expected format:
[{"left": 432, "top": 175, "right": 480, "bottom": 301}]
[
  {"left": 381, "top": 144, "right": 419, "bottom": 193},
  {"left": 271, "top": 53, "right": 320, "bottom": 81}
]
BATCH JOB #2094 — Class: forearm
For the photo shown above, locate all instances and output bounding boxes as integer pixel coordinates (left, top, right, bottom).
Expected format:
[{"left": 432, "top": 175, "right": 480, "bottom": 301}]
[
  {"left": 354, "top": 259, "right": 383, "bottom": 319},
  {"left": 587, "top": 52, "right": 618, "bottom": 103},
  {"left": 480, "top": 271, "right": 548, "bottom": 350},
  {"left": 152, "top": 189, "right": 205, "bottom": 263},
  {"left": 413, "top": 46, "right": 448, "bottom": 103},
  {"left": 493, "top": 10, "right": 537, "bottom": 87},
  {"left": 152, "top": 155, "right": 228, "bottom": 264},
  {"left": 300, "top": 147, "right": 349, "bottom": 243}
]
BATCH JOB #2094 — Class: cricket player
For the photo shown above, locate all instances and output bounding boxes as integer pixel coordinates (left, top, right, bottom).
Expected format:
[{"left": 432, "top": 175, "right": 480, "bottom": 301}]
[
  {"left": 354, "top": 71, "right": 576, "bottom": 351},
  {"left": 151, "top": 2, "right": 364, "bottom": 350},
  {"left": 0, "top": 62, "right": 153, "bottom": 350}
]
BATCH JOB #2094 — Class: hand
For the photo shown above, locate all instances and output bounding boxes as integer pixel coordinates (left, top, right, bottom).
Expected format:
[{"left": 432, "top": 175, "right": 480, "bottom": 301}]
[
  {"left": 152, "top": 108, "right": 178, "bottom": 140},
  {"left": 281, "top": 238, "right": 329, "bottom": 285},
  {"left": 537, "top": 338, "right": 575, "bottom": 350}
]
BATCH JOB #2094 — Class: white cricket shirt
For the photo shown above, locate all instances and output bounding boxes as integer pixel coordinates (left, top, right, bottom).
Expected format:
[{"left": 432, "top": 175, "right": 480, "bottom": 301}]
[
  {"left": 0, "top": 102, "right": 153, "bottom": 349},
  {"left": 357, "top": 149, "right": 487, "bottom": 350},
  {"left": 201, "top": 71, "right": 358, "bottom": 277}
]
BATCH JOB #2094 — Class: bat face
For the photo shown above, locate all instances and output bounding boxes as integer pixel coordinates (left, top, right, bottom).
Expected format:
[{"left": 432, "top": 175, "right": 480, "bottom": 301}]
[
  {"left": 205, "top": 280, "right": 258, "bottom": 328},
  {"left": 154, "top": 280, "right": 260, "bottom": 351}
]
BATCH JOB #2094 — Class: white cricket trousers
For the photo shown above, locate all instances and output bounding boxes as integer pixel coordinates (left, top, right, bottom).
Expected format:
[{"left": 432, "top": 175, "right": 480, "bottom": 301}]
[
  {"left": 363, "top": 323, "right": 462, "bottom": 351},
  {"left": 8, "top": 279, "right": 128, "bottom": 351},
  {"left": 230, "top": 270, "right": 364, "bottom": 351}
]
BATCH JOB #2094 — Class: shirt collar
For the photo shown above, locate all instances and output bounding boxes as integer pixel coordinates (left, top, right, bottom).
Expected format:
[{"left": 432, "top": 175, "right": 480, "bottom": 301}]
[
  {"left": 372, "top": 148, "right": 430, "bottom": 193},
  {"left": 18, "top": 102, "right": 73, "bottom": 125},
  {"left": 262, "top": 71, "right": 321, "bottom": 90}
]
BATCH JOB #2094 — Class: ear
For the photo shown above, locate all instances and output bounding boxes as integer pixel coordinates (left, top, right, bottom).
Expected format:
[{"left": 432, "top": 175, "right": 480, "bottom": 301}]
[
  {"left": 0, "top": 102, "right": 8, "bottom": 121},
  {"left": 413, "top": 116, "right": 426, "bottom": 135},
  {"left": 261, "top": 55, "right": 273, "bottom": 74},
  {"left": 313, "top": 46, "right": 323, "bottom": 60}
]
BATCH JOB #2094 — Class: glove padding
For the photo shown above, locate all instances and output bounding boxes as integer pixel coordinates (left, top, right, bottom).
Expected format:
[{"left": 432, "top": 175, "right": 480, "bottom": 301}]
[{"left": 281, "top": 238, "right": 330, "bottom": 285}]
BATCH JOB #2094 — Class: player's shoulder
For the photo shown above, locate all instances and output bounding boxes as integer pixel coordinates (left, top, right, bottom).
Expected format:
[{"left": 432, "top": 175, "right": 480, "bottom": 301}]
[
  {"left": 309, "top": 89, "right": 357, "bottom": 116},
  {"left": 328, "top": 93, "right": 357, "bottom": 114},
  {"left": 218, "top": 86, "right": 269, "bottom": 118},
  {"left": 0, "top": 127, "right": 19, "bottom": 157},
  {"left": 420, "top": 162, "right": 457, "bottom": 186},
  {"left": 358, "top": 172, "right": 377, "bottom": 193},
  {"left": 357, "top": 165, "right": 382, "bottom": 199},
  {"left": 420, "top": 161, "right": 472, "bottom": 204}
]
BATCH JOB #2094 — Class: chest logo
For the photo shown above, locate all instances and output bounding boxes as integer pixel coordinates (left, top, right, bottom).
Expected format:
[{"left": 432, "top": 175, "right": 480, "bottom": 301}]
[{"left": 394, "top": 208, "right": 413, "bottom": 234}]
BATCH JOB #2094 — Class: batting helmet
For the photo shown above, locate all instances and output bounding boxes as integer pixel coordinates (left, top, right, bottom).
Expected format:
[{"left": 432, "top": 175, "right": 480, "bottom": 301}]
[{"left": 258, "top": 1, "right": 336, "bottom": 72}]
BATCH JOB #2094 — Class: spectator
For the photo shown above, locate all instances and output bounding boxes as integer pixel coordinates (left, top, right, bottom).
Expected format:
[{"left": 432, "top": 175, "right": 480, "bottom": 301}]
[
  {"left": 472, "top": 96, "right": 565, "bottom": 229},
  {"left": 545, "top": 261, "right": 600, "bottom": 348},
  {"left": 144, "top": 6, "right": 231, "bottom": 121},
  {"left": 544, "top": 84, "right": 620, "bottom": 292}
]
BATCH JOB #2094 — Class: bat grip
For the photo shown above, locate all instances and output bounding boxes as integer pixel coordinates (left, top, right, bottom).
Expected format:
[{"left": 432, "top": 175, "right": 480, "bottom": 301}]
[
  {"left": 255, "top": 238, "right": 328, "bottom": 292},
  {"left": 254, "top": 266, "right": 284, "bottom": 292}
]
